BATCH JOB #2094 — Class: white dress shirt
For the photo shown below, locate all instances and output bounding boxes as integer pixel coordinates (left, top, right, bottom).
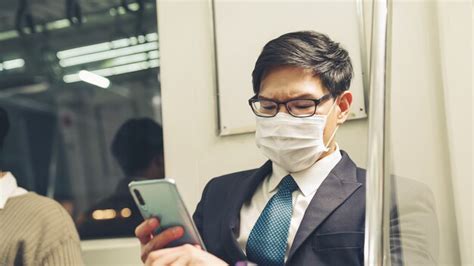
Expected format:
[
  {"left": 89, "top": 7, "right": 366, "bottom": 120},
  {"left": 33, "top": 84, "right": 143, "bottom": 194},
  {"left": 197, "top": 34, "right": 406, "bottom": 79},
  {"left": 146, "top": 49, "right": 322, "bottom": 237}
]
[
  {"left": 237, "top": 144, "right": 342, "bottom": 261},
  {"left": 0, "top": 172, "right": 28, "bottom": 209}
]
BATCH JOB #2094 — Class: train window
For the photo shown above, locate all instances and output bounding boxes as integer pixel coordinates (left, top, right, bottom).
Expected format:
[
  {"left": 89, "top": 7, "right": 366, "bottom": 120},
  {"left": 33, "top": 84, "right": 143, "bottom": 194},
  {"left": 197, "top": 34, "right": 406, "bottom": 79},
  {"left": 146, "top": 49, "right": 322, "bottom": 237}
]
[{"left": 0, "top": 0, "right": 163, "bottom": 239}]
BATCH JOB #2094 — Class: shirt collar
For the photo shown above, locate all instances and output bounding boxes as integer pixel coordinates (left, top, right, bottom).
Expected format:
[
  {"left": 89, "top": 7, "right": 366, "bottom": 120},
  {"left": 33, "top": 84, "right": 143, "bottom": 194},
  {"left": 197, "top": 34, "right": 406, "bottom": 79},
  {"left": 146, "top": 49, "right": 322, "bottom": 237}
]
[
  {"left": 269, "top": 144, "right": 342, "bottom": 196},
  {"left": 0, "top": 172, "right": 27, "bottom": 209}
]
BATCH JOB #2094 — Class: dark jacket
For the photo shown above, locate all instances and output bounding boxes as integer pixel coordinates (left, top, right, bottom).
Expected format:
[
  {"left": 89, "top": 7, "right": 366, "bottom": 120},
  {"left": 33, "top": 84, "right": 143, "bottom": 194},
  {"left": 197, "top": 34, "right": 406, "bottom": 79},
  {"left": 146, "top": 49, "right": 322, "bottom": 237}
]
[{"left": 193, "top": 151, "right": 403, "bottom": 265}]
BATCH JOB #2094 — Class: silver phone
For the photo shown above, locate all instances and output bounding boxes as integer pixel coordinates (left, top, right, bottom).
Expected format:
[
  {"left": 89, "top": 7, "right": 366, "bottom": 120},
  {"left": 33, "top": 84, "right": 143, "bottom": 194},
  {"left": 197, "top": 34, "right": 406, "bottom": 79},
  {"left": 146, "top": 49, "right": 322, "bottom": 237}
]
[{"left": 128, "top": 179, "right": 205, "bottom": 249}]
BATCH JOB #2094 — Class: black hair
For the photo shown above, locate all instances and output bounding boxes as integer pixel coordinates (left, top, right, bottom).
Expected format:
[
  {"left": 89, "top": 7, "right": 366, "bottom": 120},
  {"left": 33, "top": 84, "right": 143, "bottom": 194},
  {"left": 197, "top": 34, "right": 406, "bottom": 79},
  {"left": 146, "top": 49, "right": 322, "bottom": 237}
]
[
  {"left": 111, "top": 118, "right": 164, "bottom": 177},
  {"left": 252, "top": 31, "right": 353, "bottom": 97},
  {"left": 0, "top": 107, "right": 9, "bottom": 150}
]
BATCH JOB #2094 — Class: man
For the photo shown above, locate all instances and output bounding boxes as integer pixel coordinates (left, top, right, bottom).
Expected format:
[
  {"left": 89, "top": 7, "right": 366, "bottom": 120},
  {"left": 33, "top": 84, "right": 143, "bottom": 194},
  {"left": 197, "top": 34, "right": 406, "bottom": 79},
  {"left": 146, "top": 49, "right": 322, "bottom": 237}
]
[
  {"left": 0, "top": 107, "right": 84, "bottom": 265},
  {"left": 135, "top": 31, "right": 398, "bottom": 265},
  {"left": 79, "top": 118, "right": 165, "bottom": 238}
]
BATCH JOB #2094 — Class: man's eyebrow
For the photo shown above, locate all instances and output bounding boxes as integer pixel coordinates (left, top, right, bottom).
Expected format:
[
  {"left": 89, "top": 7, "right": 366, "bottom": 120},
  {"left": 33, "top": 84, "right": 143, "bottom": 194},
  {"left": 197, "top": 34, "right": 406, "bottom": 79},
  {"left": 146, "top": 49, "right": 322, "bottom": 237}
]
[
  {"left": 290, "top": 93, "right": 319, "bottom": 99},
  {"left": 257, "top": 95, "right": 274, "bottom": 100}
]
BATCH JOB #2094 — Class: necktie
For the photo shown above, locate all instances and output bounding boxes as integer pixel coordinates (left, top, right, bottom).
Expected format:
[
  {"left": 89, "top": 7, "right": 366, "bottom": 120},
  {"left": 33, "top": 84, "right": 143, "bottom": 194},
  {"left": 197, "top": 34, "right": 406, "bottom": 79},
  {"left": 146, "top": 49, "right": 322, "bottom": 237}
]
[{"left": 246, "top": 175, "right": 298, "bottom": 266}]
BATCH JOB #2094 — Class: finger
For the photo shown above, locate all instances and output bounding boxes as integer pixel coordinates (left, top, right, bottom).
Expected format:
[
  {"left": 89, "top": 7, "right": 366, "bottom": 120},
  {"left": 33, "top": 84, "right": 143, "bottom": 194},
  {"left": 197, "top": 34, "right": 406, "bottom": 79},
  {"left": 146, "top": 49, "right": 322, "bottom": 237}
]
[
  {"left": 147, "top": 248, "right": 183, "bottom": 266},
  {"left": 194, "top": 245, "right": 202, "bottom": 250},
  {"left": 136, "top": 218, "right": 160, "bottom": 245},
  {"left": 148, "top": 245, "right": 184, "bottom": 258},
  {"left": 168, "top": 253, "right": 190, "bottom": 266},
  {"left": 142, "top": 226, "right": 184, "bottom": 262}
]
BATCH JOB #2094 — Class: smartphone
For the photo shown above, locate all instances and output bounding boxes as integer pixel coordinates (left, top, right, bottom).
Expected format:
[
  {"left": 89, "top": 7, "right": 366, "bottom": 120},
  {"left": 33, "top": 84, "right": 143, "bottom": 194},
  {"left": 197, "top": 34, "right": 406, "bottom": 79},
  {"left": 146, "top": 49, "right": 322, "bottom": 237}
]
[{"left": 129, "top": 179, "right": 206, "bottom": 249}]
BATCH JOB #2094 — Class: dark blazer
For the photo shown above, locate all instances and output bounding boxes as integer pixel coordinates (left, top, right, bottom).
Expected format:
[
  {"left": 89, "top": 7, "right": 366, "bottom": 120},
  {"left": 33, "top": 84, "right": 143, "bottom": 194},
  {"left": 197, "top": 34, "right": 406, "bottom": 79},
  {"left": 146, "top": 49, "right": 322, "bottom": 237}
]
[{"left": 193, "top": 151, "right": 401, "bottom": 265}]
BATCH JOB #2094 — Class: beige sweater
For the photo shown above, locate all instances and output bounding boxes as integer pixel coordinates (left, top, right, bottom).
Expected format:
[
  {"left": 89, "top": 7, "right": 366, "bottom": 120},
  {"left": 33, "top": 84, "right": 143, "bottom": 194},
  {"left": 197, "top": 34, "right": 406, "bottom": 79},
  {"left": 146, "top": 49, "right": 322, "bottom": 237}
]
[{"left": 0, "top": 192, "right": 84, "bottom": 265}]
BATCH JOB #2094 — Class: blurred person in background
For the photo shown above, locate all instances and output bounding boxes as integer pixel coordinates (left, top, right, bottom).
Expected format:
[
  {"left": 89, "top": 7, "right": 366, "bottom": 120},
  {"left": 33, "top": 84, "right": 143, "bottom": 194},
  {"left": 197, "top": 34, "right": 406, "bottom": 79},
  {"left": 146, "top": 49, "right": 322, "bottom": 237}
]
[
  {"left": 0, "top": 106, "right": 83, "bottom": 265},
  {"left": 78, "top": 118, "right": 165, "bottom": 239}
]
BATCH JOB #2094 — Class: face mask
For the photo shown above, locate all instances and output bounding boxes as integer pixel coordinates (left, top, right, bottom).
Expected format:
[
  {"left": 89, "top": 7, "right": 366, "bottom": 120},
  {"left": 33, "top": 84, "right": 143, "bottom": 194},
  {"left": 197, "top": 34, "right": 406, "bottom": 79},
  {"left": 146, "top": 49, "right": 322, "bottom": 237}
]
[{"left": 255, "top": 100, "right": 338, "bottom": 173}]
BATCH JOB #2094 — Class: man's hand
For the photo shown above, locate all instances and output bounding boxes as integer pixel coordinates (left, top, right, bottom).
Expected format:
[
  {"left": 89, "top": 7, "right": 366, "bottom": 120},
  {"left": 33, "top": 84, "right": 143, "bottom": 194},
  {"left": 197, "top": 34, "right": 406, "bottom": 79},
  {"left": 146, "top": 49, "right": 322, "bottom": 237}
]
[
  {"left": 145, "top": 244, "right": 228, "bottom": 266},
  {"left": 135, "top": 218, "right": 185, "bottom": 262}
]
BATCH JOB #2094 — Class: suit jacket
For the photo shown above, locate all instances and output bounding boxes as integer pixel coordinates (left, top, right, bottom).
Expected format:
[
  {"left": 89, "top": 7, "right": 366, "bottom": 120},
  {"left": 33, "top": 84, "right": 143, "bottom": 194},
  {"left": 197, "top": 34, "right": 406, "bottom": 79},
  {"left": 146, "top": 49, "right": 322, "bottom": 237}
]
[{"left": 193, "top": 151, "right": 402, "bottom": 265}]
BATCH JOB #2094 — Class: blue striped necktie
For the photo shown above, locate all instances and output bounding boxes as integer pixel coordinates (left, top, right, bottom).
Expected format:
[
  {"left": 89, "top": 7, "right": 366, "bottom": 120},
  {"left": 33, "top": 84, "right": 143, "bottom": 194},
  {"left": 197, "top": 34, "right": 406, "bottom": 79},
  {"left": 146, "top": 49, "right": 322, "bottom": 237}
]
[{"left": 246, "top": 175, "right": 298, "bottom": 266}]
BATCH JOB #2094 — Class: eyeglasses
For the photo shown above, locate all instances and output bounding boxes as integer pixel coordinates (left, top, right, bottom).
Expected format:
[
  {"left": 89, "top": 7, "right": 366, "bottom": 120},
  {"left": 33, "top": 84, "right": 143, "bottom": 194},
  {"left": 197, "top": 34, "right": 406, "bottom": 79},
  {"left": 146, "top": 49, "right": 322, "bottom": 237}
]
[{"left": 248, "top": 94, "right": 333, "bottom": 118}]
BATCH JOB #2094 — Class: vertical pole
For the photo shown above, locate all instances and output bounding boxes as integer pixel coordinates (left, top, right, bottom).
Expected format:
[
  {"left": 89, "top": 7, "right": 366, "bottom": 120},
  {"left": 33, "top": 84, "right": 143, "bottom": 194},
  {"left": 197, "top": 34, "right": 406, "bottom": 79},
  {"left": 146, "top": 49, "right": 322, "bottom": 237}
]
[{"left": 364, "top": 0, "right": 392, "bottom": 265}]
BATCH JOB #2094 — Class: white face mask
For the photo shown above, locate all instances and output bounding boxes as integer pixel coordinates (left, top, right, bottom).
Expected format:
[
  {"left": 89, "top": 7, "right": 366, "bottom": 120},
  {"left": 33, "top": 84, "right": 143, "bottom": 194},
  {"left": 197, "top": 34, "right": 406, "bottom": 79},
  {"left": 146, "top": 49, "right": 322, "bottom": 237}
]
[{"left": 255, "top": 100, "right": 338, "bottom": 173}]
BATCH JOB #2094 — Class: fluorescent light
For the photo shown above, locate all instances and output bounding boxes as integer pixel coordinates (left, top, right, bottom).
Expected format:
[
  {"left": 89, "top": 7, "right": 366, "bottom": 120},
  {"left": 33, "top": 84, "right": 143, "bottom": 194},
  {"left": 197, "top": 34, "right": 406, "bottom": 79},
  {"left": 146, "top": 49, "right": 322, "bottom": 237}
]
[
  {"left": 59, "top": 42, "right": 158, "bottom": 67},
  {"left": 128, "top": 3, "right": 140, "bottom": 11},
  {"left": 57, "top": 37, "right": 131, "bottom": 60},
  {"left": 106, "top": 53, "right": 149, "bottom": 67},
  {"left": 146, "top": 33, "right": 158, "bottom": 42},
  {"left": 104, "top": 51, "right": 159, "bottom": 68},
  {"left": 149, "top": 59, "right": 159, "bottom": 68},
  {"left": 148, "top": 50, "right": 159, "bottom": 58},
  {"left": 63, "top": 74, "right": 80, "bottom": 83},
  {"left": 0, "top": 83, "right": 48, "bottom": 98},
  {"left": 78, "top": 70, "right": 110, "bottom": 88},
  {"left": 111, "top": 38, "right": 130, "bottom": 49},
  {"left": 118, "top": 6, "right": 126, "bottom": 15},
  {"left": 45, "top": 19, "right": 70, "bottom": 31},
  {"left": 56, "top": 33, "right": 159, "bottom": 61},
  {"left": 57, "top": 42, "right": 111, "bottom": 59},
  {"left": 94, "top": 60, "right": 150, "bottom": 76},
  {"left": 129, "top": 36, "right": 138, "bottom": 45},
  {"left": 152, "top": 95, "right": 161, "bottom": 105},
  {"left": 1, "top": 58, "right": 25, "bottom": 70},
  {"left": 63, "top": 59, "right": 159, "bottom": 83}
]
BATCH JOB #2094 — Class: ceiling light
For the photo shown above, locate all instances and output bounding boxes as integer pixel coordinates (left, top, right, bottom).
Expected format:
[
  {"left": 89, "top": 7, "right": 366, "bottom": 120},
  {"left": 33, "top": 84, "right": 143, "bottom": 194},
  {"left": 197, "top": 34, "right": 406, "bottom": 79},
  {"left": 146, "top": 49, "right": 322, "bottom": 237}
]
[
  {"left": 59, "top": 42, "right": 158, "bottom": 67},
  {"left": 57, "top": 42, "right": 112, "bottom": 59},
  {"left": 94, "top": 60, "right": 150, "bottom": 76},
  {"left": 148, "top": 50, "right": 159, "bottom": 58},
  {"left": 3, "top": 59, "right": 25, "bottom": 70},
  {"left": 57, "top": 36, "right": 134, "bottom": 60},
  {"left": 106, "top": 53, "right": 148, "bottom": 67},
  {"left": 1, "top": 58, "right": 25, "bottom": 70},
  {"left": 128, "top": 3, "right": 140, "bottom": 11},
  {"left": 56, "top": 33, "right": 159, "bottom": 61},
  {"left": 105, "top": 51, "right": 159, "bottom": 68},
  {"left": 118, "top": 6, "right": 126, "bottom": 15},
  {"left": 146, "top": 33, "right": 158, "bottom": 42},
  {"left": 111, "top": 38, "right": 130, "bottom": 48},
  {"left": 78, "top": 70, "right": 110, "bottom": 88},
  {"left": 63, "top": 59, "right": 159, "bottom": 83},
  {"left": 45, "top": 19, "right": 70, "bottom": 31},
  {"left": 0, "top": 83, "right": 48, "bottom": 97}
]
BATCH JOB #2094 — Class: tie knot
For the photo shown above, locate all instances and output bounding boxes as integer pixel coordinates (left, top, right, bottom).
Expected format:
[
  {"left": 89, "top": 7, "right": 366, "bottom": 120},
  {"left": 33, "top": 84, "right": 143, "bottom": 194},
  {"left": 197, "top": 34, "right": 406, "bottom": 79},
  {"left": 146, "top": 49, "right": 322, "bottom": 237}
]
[{"left": 279, "top": 175, "right": 298, "bottom": 193}]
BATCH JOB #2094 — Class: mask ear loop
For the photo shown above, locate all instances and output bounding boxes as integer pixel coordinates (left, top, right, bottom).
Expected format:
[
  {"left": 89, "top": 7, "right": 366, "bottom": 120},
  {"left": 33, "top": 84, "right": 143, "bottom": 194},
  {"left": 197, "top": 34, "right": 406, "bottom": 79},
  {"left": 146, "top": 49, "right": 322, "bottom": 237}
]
[{"left": 323, "top": 97, "right": 340, "bottom": 150}]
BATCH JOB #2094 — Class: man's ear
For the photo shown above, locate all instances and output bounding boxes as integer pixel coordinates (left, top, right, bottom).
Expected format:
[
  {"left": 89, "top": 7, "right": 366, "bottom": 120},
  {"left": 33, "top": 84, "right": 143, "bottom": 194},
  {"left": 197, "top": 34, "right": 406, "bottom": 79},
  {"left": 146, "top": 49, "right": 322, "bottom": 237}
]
[{"left": 336, "top": 91, "right": 353, "bottom": 125}]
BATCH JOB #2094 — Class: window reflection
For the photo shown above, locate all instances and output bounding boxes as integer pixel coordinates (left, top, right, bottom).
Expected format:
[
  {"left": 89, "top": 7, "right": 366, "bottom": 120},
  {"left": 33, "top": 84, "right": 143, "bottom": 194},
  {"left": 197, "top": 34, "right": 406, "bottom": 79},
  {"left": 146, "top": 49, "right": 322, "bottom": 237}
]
[
  {"left": 78, "top": 118, "right": 164, "bottom": 238},
  {"left": 391, "top": 176, "right": 439, "bottom": 265},
  {"left": 0, "top": 0, "right": 161, "bottom": 239}
]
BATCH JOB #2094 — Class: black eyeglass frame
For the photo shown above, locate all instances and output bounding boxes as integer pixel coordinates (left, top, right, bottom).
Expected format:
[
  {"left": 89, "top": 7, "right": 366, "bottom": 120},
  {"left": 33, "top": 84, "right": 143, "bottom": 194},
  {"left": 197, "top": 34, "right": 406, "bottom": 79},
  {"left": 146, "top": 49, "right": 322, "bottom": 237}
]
[{"left": 248, "top": 93, "right": 333, "bottom": 118}]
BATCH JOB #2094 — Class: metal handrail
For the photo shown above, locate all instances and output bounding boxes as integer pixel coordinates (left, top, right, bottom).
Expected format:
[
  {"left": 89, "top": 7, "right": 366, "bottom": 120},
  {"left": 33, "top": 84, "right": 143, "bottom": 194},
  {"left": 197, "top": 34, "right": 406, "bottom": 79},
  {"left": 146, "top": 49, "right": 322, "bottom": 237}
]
[{"left": 364, "top": 0, "right": 392, "bottom": 265}]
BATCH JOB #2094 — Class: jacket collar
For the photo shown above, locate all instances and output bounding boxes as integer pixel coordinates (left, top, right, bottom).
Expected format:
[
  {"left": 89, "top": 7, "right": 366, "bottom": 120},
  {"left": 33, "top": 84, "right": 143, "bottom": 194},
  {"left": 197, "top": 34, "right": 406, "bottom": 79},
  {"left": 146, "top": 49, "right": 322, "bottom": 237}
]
[
  {"left": 287, "top": 150, "right": 362, "bottom": 262},
  {"left": 221, "top": 160, "right": 272, "bottom": 262}
]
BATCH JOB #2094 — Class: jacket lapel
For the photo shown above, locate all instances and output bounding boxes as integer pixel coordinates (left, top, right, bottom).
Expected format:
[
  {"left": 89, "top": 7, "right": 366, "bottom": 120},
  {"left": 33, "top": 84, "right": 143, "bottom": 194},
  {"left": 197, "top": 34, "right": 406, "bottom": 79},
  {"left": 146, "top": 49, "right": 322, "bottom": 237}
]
[
  {"left": 287, "top": 151, "right": 362, "bottom": 261},
  {"left": 220, "top": 160, "right": 273, "bottom": 262}
]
